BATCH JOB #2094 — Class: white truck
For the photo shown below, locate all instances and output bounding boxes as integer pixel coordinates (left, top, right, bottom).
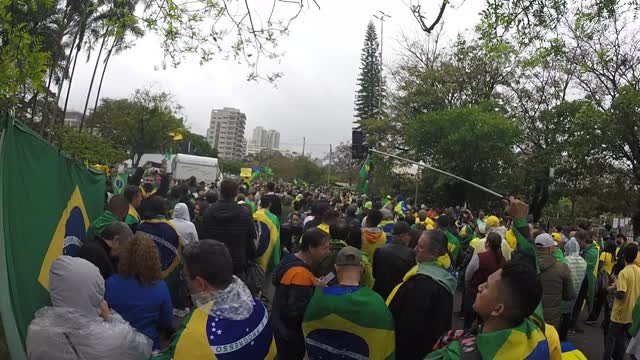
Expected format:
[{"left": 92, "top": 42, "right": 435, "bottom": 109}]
[{"left": 171, "top": 154, "right": 219, "bottom": 184}]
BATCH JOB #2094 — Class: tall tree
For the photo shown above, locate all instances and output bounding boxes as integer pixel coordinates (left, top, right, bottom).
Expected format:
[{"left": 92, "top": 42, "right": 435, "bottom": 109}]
[{"left": 354, "top": 21, "right": 384, "bottom": 123}]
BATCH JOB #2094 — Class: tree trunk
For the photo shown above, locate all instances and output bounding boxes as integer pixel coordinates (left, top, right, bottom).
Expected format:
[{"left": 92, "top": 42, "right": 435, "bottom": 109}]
[
  {"left": 40, "top": 68, "right": 55, "bottom": 135},
  {"left": 55, "top": 28, "right": 80, "bottom": 118},
  {"left": 30, "top": 91, "right": 39, "bottom": 124},
  {"left": 62, "top": 44, "right": 82, "bottom": 122},
  {"left": 80, "top": 29, "right": 109, "bottom": 132},
  {"left": 92, "top": 39, "right": 116, "bottom": 119}
]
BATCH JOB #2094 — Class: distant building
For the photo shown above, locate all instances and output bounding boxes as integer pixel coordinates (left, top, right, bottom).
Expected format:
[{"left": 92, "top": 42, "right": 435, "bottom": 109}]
[
  {"left": 64, "top": 111, "right": 83, "bottom": 129},
  {"left": 246, "top": 126, "right": 280, "bottom": 155},
  {"left": 207, "top": 108, "right": 246, "bottom": 160}
]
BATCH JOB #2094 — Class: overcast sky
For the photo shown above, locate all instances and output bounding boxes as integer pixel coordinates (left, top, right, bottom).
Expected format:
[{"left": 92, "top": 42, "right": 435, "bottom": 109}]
[{"left": 65, "top": 0, "right": 484, "bottom": 156}]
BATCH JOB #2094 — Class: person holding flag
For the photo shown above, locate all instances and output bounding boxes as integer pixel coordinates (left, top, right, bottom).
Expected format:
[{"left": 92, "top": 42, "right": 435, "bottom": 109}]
[
  {"left": 302, "top": 246, "right": 395, "bottom": 360},
  {"left": 254, "top": 195, "right": 281, "bottom": 300}
]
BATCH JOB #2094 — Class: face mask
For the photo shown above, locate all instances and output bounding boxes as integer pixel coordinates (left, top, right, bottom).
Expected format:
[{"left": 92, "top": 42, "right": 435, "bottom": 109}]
[
  {"left": 142, "top": 183, "right": 154, "bottom": 192},
  {"left": 191, "top": 290, "right": 216, "bottom": 308}
]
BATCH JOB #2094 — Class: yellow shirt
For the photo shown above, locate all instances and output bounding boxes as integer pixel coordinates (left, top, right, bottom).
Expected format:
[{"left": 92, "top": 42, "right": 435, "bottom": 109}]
[
  {"left": 600, "top": 252, "right": 615, "bottom": 275},
  {"left": 611, "top": 264, "right": 640, "bottom": 324},
  {"left": 635, "top": 253, "right": 640, "bottom": 268}
]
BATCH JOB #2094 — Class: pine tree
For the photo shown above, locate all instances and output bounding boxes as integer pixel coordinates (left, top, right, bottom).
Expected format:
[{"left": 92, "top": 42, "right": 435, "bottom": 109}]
[{"left": 354, "top": 21, "right": 384, "bottom": 123}]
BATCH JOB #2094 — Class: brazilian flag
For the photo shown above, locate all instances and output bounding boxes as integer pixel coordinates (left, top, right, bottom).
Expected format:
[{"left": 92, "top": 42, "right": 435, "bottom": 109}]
[
  {"left": 0, "top": 117, "right": 105, "bottom": 359},
  {"left": 302, "top": 286, "right": 395, "bottom": 360},
  {"left": 253, "top": 209, "right": 280, "bottom": 273},
  {"left": 113, "top": 173, "right": 128, "bottom": 194},
  {"left": 155, "top": 300, "right": 277, "bottom": 360},
  {"left": 137, "top": 219, "right": 182, "bottom": 279},
  {"left": 426, "top": 319, "right": 549, "bottom": 360},
  {"left": 359, "top": 156, "right": 371, "bottom": 194}
]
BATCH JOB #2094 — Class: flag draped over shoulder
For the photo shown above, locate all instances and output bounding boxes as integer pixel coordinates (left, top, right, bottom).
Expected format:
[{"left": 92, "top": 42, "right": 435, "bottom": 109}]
[
  {"left": 629, "top": 294, "right": 640, "bottom": 337},
  {"left": 303, "top": 286, "right": 395, "bottom": 360},
  {"left": 582, "top": 243, "right": 599, "bottom": 312},
  {"left": 426, "top": 319, "right": 550, "bottom": 360},
  {"left": 113, "top": 173, "right": 128, "bottom": 194},
  {"left": 253, "top": 209, "right": 281, "bottom": 273},
  {"left": 137, "top": 219, "right": 182, "bottom": 279},
  {"left": 359, "top": 156, "right": 371, "bottom": 194},
  {"left": 0, "top": 117, "right": 105, "bottom": 358}
]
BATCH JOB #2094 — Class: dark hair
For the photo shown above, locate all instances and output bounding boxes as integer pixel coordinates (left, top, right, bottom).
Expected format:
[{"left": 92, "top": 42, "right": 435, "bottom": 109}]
[
  {"left": 604, "top": 240, "right": 617, "bottom": 255},
  {"left": 196, "top": 200, "right": 210, "bottom": 216},
  {"left": 500, "top": 261, "right": 542, "bottom": 326},
  {"left": 322, "top": 209, "right": 339, "bottom": 225},
  {"left": 408, "top": 229, "right": 421, "bottom": 248},
  {"left": 486, "top": 232, "right": 505, "bottom": 267},
  {"left": 183, "top": 239, "right": 233, "bottom": 288},
  {"left": 141, "top": 195, "right": 167, "bottom": 220},
  {"left": 575, "top": 229, "right": 591, "bottom": 243},
  {"left": 108, "top": 195, "right": 129, "bottom": 214},
  {"left": 310, "top": 200, "right": 330, "bottom": 217},
  {"left": 220, "top": 178, "right": 238, "bottom": 200},
  {"left": 366, "top": 209, "right": 382, "bottom": 227},
  {"left": 425, "top": 230, "right": 448, "bottom": 257},
  {"left": 205, "top": 191, "right": 218, "bottom": 204},
  {"left": 300, "top": 228, "right": 330, "bottom": 252},
  {"left": 404, "top": 214, "right": 415, "bottom": 226},
  {"left": 437, "top": 214, "right": 453, "bottom": 229},
  {"left": 260, "top": 195, "right": 272, "bottom": 209},
  {"left": 346, "top": 204, "right": 358, "bottom": 217},
  {"left": 330, "top": 218, "right": 350, "bottom": 241},
  {"left": 267, "top": 182, "right": 275, "bottom": 191},
  {"left": 624, "top": 244, "right": 639, "bottom": 263},
  {"left": 124, "top": 185, "right": 141, "bottom": 203}
]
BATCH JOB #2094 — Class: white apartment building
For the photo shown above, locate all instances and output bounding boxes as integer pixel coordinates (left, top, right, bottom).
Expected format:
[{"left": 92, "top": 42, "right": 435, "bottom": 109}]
[
  {"left": 246, "top": 126, "right": 280, "bottom": 155},
  {"left": 207, "top": 107, "right": 246, "bottom": 160}
]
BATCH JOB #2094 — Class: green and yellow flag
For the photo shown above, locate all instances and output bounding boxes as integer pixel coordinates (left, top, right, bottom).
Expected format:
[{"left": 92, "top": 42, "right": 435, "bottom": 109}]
[
  {"left": 0, "top": 117, "right": 105, "bottom": 359},
  {"left": 112, "top": 173, "right": 128, "bottom": 194},
  {"left": 253, "top": 208, "right": 281, "bottom": 273},
  {"left": 303, "top": 286, "right": 395, "bottom": 360},
  {"left": 359, "top": 155, "right": 371, "bottom": 194}
]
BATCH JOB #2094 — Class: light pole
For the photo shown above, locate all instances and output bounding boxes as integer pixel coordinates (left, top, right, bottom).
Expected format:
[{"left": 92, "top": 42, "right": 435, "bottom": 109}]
[{"left": 373, "top": 11, "right": 390, "bottom": 117}]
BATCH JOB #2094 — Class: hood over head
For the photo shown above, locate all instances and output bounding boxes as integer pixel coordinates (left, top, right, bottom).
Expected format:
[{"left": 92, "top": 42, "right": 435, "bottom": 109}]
[
  {"left": 49, "top": 256, "right": 104, "bottom": 317},
  {"left": 173, "top": 202, "right": 190, "bottom": 221}
]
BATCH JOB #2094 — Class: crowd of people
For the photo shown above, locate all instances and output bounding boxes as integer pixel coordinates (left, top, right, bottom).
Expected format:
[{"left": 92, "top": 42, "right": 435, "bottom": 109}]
[{"left": 24, "top": 161, "right": 640, "bottom": 360}]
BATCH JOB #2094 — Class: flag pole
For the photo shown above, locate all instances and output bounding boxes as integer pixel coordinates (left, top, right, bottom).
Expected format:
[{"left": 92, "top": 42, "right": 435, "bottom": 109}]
[{"left": 368, "top": 148, "right": 504, "bottom": 199}]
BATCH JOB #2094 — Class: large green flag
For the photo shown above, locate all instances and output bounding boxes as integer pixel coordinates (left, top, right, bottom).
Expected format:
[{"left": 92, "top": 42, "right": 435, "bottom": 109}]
[
  {"left": 0, "top": 117, "right": 105, "bottom": 360},
  {"left": 359, "top": 155, "right": 371, "bottom": 194}
]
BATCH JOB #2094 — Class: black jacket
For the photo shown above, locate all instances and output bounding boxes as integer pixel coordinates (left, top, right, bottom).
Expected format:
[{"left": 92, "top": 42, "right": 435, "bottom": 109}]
[
  {"left": 271, "top": 253, "right": 316, "bottom": 359},
  {"left": 388, "top": 274, "right": 453, "bottom": 360},
  {"left": 76, "top": 238, "right": 117, "bottom": 280},
  {"left": 372, "top": 238, "right": 416, "bottom": 299},
  {"left": 264, "top": 193, "right": 282, "bottom": 217},
  {"left": 200, "top": 199, "right": 257, "bottom": 277}
]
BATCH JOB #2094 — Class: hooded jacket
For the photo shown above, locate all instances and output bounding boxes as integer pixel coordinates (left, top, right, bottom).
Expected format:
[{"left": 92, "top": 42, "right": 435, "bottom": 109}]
[
  {"left": 361, "top": 227, "right": 386, "bottom": 258},
  {"left": 200, "top": 199, "right": 257, "bottom": 277},
  {"left": 271, "top": 253, "right": 316, "bottom": 359},
  {"left": 26, "top": 256, "right": 152, "bottom": 360},
  {"left": 171, "top": 203, "right": 199, "bottom": 247},
  {"left": 537, "top": 250, "right": 576, "bottom": 328}
]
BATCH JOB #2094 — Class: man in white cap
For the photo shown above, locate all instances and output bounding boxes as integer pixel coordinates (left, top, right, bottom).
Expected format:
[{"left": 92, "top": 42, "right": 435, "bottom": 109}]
[{"left": 535, "top": 233, "right": 576, "bottom": 329}]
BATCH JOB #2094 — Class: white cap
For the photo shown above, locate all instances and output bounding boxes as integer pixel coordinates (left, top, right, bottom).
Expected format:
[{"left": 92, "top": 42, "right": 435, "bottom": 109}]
[{"left": 535, "top": 233, "right": 558, "bottom": 248}]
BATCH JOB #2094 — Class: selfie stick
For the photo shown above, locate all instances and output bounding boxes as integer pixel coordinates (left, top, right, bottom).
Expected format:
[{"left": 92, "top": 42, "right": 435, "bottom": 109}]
[{"left": 368, "top": 148, "right": 505, "bottom": 199}]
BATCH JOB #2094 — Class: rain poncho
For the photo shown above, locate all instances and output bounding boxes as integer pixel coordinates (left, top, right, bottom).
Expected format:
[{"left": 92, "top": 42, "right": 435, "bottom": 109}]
[
  {"left": 171, "top": 203, "right": 199, "bottom": 246},
  {"left": 26, "top": 256, "right": 152, "bottom": 360}
]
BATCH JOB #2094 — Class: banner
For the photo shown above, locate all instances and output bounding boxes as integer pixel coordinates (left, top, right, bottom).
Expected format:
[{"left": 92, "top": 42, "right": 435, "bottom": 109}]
[{"left": 0, "top": 116, "right": 105, "bottom": 359}]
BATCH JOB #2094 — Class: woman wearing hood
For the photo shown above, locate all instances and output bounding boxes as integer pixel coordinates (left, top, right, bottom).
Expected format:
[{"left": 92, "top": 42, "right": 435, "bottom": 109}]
[
  {"left": 172, "top": 202, "right": 199, "bottom": 247},
  {"left": 27, "top": 256, "right": 152, "bottom": 360}
]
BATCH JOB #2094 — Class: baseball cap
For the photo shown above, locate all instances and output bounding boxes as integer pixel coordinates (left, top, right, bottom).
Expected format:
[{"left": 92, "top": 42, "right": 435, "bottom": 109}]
[
  {"left": 535, "top": 233, "right": 558, "bottom": 248},
  {"left": 392, "top": 221, "right": 411, "bottom": 236},
  {"left": 335, "top": 246, "right": 362, "bottom": 266},
  {"left": 364, "top": 201, "right": 373, "bottom": 209},
  {"left": 551, "top": 232, "right": 562, "bottom": 242},
  {"left": 485, "top": 216, "right": 500, "bottom": 228}
]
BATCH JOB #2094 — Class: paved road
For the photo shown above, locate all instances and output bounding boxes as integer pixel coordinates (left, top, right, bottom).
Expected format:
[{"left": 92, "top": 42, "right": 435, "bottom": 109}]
[{"left": 451, "top": 292, "right": 605, "bottom": 359}]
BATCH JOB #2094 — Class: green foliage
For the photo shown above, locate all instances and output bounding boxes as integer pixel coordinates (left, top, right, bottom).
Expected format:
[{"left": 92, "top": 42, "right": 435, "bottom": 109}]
[
  {"left": 184, "top": 131, "right": 217, "bottom": 158},
  {"left": 53, "top": 125, "right": 127, "bottom": 164},
  {"left": 89, "top": 88, "right": 184, "bottom": 164},
  {"left": 406, "top": 105, "right": 520, "bottom": 206},
  {"left": 220, "top": 158, "right": 243, "bottom": 176},
  {"left": 355, "top": 21, "right": 384, "bottom": 123}
]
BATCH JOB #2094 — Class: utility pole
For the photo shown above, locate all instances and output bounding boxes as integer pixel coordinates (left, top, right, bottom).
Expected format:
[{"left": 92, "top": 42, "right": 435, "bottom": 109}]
[
  {"left": 373, "top": 11, "right": 390, "bottom": 118},
  {"left": 328, "top": 144, "right": 332, "bottom": 186},
  {"left": 302, "top": 136, "right": 306, "bottom": 157}
]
